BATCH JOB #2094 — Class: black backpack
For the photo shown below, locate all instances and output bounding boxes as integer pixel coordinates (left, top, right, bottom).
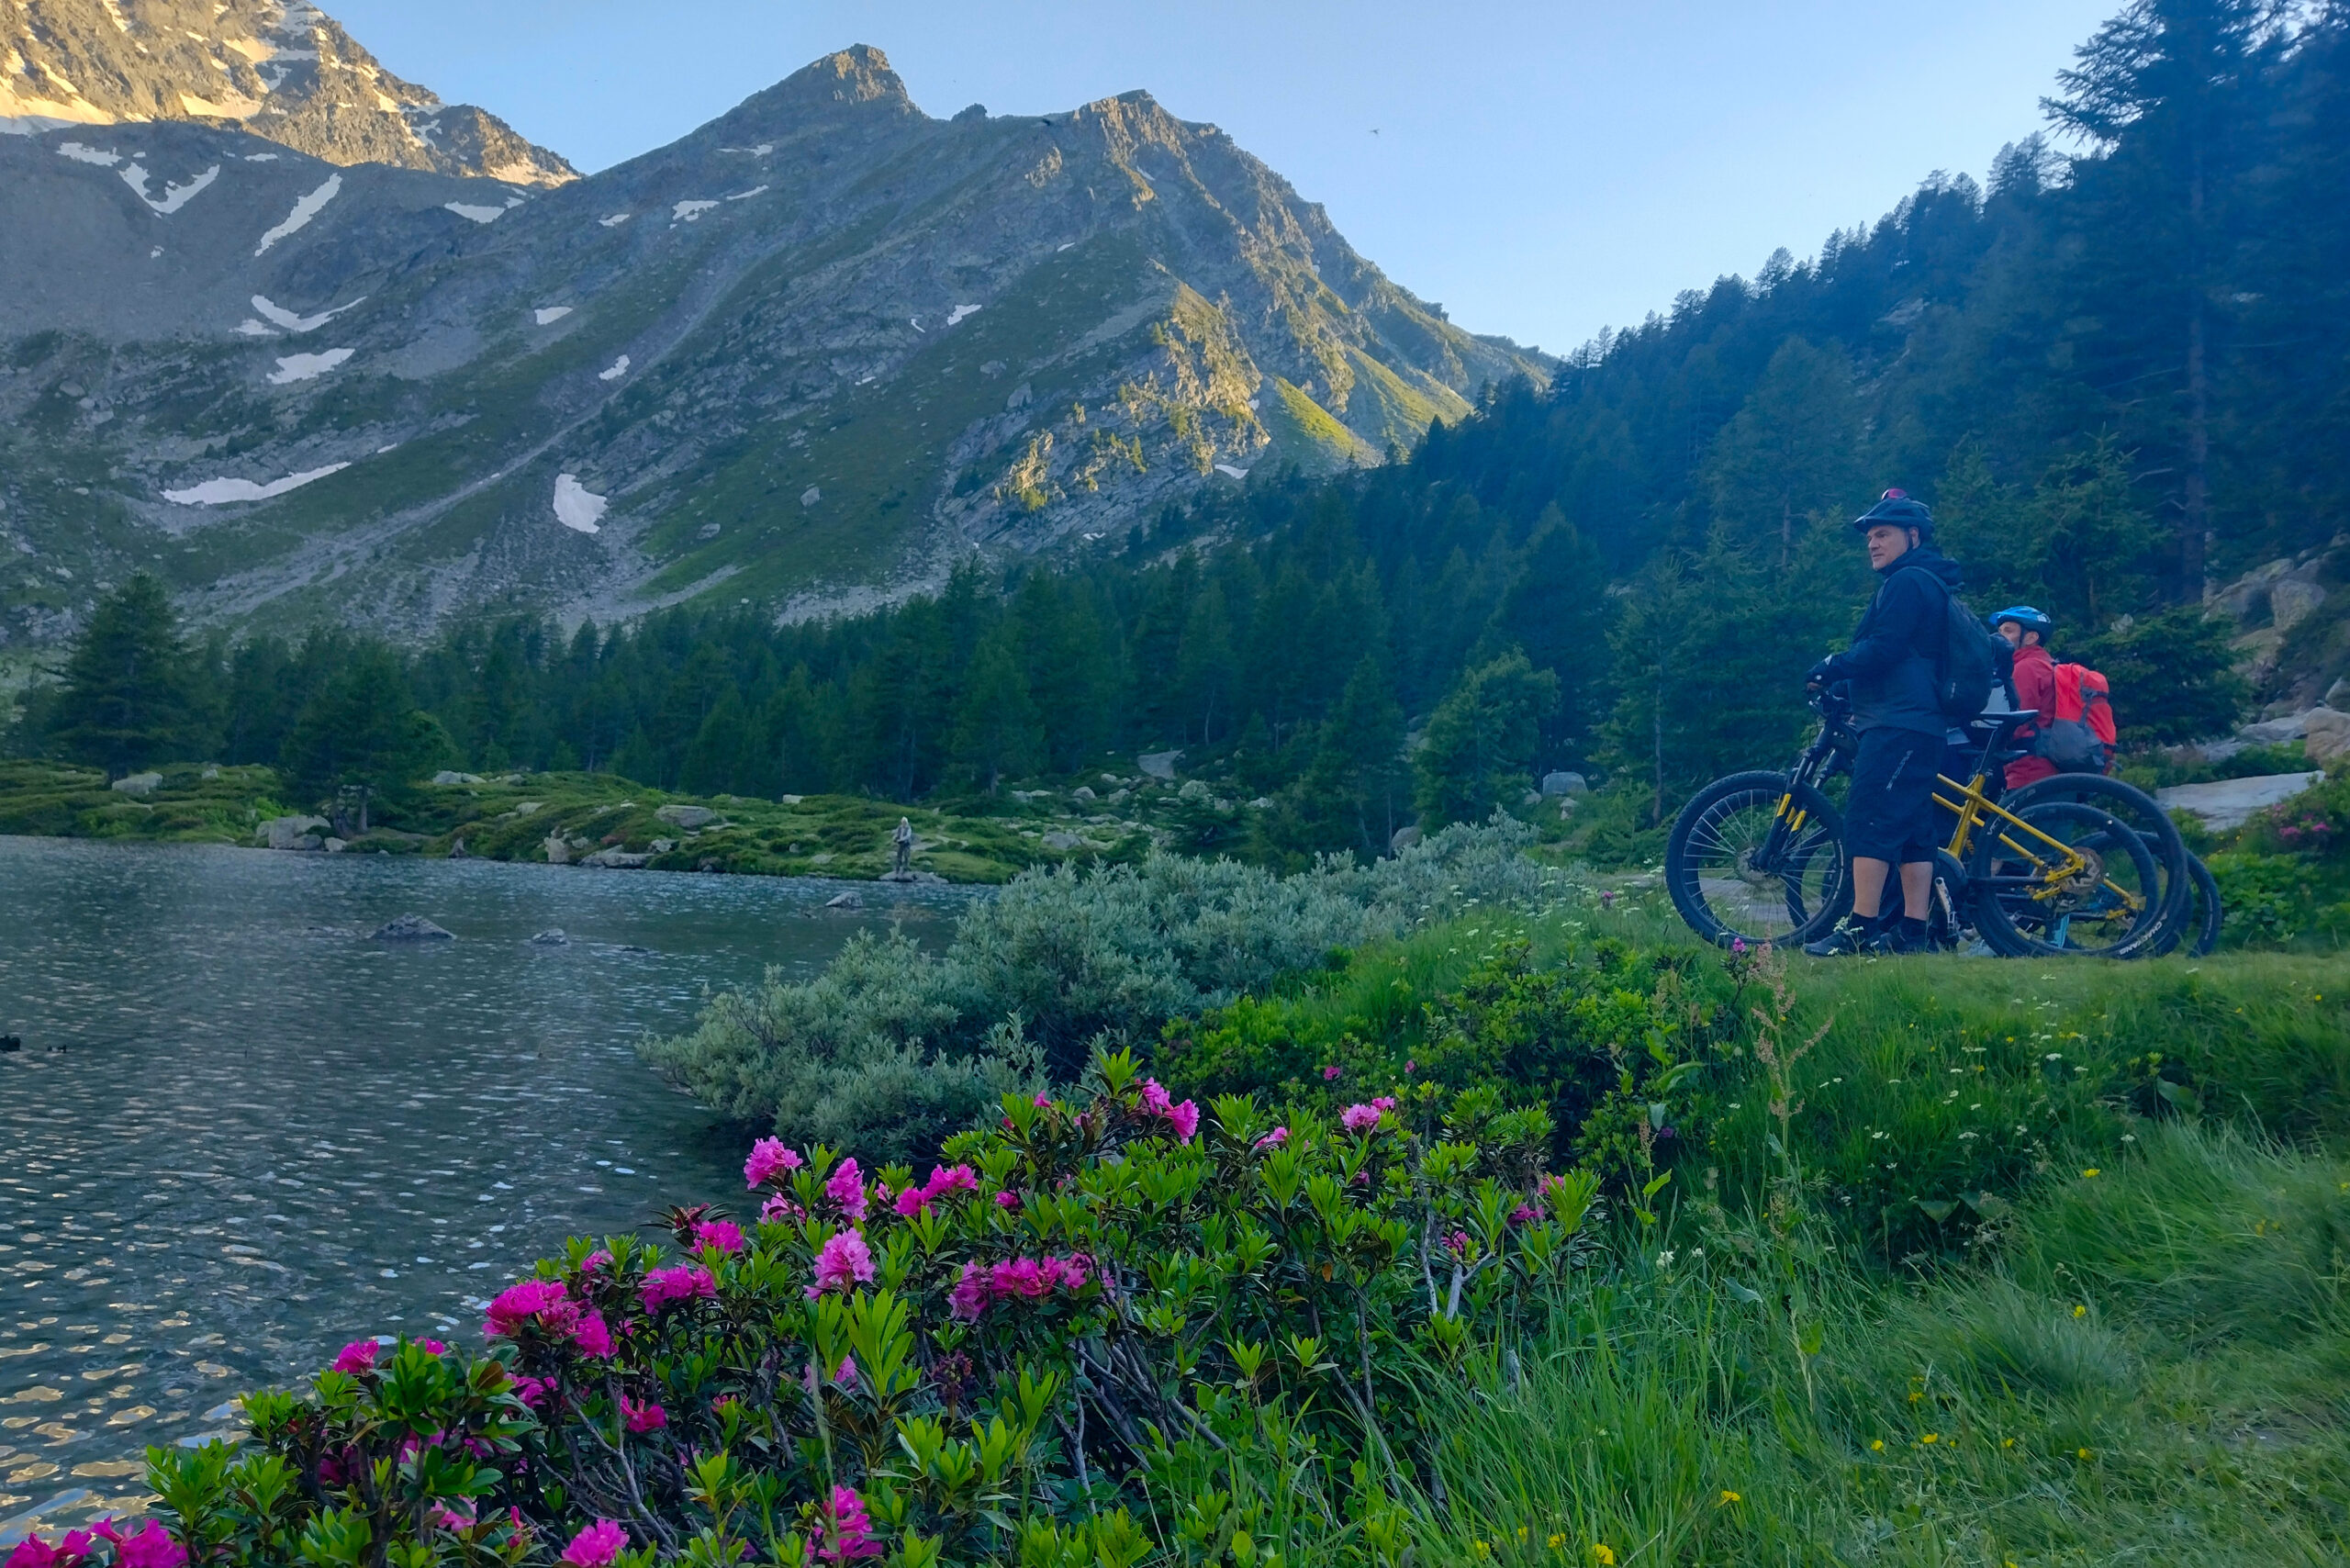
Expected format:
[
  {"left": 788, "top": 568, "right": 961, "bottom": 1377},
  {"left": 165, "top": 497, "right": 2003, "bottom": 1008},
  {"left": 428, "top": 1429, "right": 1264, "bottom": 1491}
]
[{"left": 1898, "top": 567, "right": 2009, "bottom": 724}]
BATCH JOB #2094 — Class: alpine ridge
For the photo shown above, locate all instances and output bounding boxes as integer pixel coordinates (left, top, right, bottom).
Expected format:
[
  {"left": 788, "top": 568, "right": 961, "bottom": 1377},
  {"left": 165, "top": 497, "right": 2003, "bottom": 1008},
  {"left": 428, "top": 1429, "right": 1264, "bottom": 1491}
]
[
  {"left": 0, "top": 43, "right": 1541, "bottom": 645},
  {"left": 0, "top": 0, "right": 575, "bottom": 184}
]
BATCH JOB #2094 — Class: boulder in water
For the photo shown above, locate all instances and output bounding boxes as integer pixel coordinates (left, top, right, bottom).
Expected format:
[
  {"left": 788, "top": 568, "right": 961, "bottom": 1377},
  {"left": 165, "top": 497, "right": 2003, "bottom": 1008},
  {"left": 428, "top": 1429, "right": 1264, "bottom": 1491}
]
[
  {"left": 371, "top": 914, "right": 455, "bottom": 941},
  {"left": 530, "top": 929, "right": 569, "bottom": 946},
  {"left": 258, "top": 815, "right": 330, "bottom": 850},
  {"left": 824, "top": 890, "right": 862, "bottom": 909}
]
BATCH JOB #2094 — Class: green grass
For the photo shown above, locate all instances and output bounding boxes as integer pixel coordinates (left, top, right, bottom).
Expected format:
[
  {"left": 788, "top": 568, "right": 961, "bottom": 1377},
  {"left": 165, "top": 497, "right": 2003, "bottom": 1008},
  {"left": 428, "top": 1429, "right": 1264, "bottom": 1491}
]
[{"left": 0, "top": 760, "right": 1163, "bottom": 883}]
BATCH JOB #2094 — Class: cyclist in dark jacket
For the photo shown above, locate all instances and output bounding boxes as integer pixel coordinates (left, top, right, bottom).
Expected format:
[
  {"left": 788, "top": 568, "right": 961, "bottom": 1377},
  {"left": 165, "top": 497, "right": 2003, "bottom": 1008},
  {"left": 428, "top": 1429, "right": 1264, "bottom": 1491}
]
[{"left": 1803, "top": 490, "right": 1961, "bottom": 957}]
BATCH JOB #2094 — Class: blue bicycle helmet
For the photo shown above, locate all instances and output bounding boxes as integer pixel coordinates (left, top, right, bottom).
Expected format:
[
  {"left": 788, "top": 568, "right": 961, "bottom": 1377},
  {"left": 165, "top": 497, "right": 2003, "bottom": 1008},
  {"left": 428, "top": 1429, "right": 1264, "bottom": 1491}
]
[
  {"left": 1851, "top": 488, "right": 1934, "bottom": 540},
  {"left": 1987, "top": 605, "right": 2053, "bottom": 639}
]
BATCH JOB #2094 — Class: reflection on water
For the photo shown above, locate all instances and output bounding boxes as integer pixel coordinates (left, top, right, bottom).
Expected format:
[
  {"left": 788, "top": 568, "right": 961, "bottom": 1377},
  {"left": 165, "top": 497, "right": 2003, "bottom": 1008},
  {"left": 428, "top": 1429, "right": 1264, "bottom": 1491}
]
[{"left": 0, "top": 838, "right": 970, "bottom": 1540}]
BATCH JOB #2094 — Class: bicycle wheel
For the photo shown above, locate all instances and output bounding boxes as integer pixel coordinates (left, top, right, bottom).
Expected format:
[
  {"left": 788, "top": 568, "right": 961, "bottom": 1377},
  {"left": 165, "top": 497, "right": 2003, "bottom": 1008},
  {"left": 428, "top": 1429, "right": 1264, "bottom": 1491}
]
[
  {"left": 1928, "top": 847, "right": 1971, "bottom": 952},
  {"left": 1989, "top": 772, "right": 2191, "bottom": 958},
  {"left": 1971, "top": 800, "right": 2165, "bottom": 958},
  {"left": 2150, "top": 853, "right": 2224, "bottom": 958},
  {"left": 1665, "top": 770, "right": 1849, "bottom": 948}
]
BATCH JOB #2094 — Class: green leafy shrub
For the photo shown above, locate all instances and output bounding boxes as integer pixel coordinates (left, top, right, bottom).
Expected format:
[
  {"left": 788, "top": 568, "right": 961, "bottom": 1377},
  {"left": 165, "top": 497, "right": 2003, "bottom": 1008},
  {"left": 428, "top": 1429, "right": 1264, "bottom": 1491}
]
[
  {"left": 643, "top": 822, "right": 1583, "bottom": 1153},
  {"left": 60, "top": 1054, "right": 1594, "bottom": 1568}
]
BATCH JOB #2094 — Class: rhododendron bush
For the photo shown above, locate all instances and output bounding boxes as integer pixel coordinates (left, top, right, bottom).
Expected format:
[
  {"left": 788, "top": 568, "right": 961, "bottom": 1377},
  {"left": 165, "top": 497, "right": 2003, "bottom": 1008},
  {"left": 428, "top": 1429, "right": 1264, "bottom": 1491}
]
[{"left": 29, "top": 1052, "right": 1595, "bottom": 1568}]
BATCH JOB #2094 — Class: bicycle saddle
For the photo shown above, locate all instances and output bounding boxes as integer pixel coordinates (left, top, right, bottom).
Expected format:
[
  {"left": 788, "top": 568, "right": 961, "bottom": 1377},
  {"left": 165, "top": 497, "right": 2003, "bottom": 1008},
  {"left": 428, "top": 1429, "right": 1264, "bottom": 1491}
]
[{"left": 1966, "top": 711, "right": 2039, "bottom": 744}]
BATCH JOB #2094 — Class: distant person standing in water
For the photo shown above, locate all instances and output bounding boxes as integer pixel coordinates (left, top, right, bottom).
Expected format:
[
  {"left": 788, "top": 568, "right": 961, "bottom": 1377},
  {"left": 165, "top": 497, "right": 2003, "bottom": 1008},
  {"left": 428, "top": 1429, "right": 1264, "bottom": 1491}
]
[{"left": 892, "top": 816, "right": 914, "bottom": 875}]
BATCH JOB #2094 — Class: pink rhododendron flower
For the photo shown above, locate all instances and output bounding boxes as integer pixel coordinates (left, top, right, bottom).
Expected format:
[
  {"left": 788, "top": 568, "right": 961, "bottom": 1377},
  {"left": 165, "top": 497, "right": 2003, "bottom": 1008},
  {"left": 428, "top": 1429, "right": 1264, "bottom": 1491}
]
[
  {"left": 1046, "top": 1254, "right": 1091, "bottom": 1290},
  {"left": 744, "top": 1138, "right": 803, "bottom": 1189},
  {"left": 807, "top": 1229, "right": 875, "bottom": 1298},
  {"left": 414, "top": 1338, "right": 448, "bottom": 1356},
  {"left": 6, "top": 1531, "right": 95, "bottom": 1568},
  {"left": 92, "top": 1521, "right": 184, "bottom": 1568},
  {"left": 761, "top": 1193, "right": 804, "bottom": 1223},
  {"left": 639, "top": 1265, "right": 717, "bottom": 1314},
  {"left": 559, "top": 1520, "right": 629, "bottom": 1568},
  {"left": 692, "top": 1219, "right": 745, "bottom": 1255},
  {"left": 812, "top": 1485, "right": 882, "bottom": 1563},
  {"left": 834, "top": 1355, "right": 857, "bottom": 1387},
  {"left": 1167, "top": 1099, "right": 1200, "bottom": 1142},
  {"left": 1256, "top": 1126, "right": 1289, "bottom": 1149},
  {"left": 570, "top": 1309, "right": 616, "bottom": 1359},
  {"left": 1139, "top": 1079, "right": 1173, "bottom": 1115},
  {"left": 1340, "top": 1103, "right": 1383, "bottom": 1133},
  {"left": 621, "top": 1394, "right": 666, "bottom": 1432},
  {"left": 990, "top": 1258, "right": 1049, "bottom": 1299},
  {"left": 1322, "top": 1064, "right": 1343, "bottom": 1081},
  {"left": 1034, "top": 1092, "right": 1053, "bottom": 1107},
  {"left": 949, "top": 1262, "right": 991, "bottom": 1321},
  {"left": 927, "top": 1163, "right": 979, "bottom": 1198},
  {"left": 1445, "top": 1229, "right": 1471, "bottom": 1258},
  {"left": 425, "top": 1502, "right": 477, "bottom": 1533},
  {"left": 1371, "top": 1096, "right": 1397, "bottom": 1113},
  {"left": 825, "top": 1158, "right": 869, "bottom": 1222},
  {"left": 1509, "top": 1204, "right": 1541, "bottom": 1225},
  {"left": 510, "top": 1374, "right": 553, "bottom": 1410},
  {"left": 994, "top": 1191, "right": 1022, "bottom": 1210},
  {"left": 331, "top": 1338, "right": 380, "bottom": 1373},
  {"left": 1404, "top": 1058, "right": 1417, "bottom": 1074},
  {"left": 892, "top": 1185, "right": 927, "bottom": 1219},
  {"left": 581, "top": 1249, "right": 614, "bottom": 1275},
  {"left": 485, "top": 1279, "right": 578, "bottom": 1340}
]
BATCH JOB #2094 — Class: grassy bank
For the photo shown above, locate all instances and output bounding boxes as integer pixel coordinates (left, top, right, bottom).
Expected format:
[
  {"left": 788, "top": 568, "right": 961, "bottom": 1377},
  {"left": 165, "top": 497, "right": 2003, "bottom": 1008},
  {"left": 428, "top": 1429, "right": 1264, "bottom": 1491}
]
[{"left": 0, "top": 759, "right": 1176, "bottom": 883}]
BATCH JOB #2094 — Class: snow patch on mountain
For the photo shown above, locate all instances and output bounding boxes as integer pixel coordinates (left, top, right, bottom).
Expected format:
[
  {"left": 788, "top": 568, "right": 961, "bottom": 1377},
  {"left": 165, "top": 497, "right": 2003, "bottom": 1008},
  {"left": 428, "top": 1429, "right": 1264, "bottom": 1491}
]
[
  {"left": 254, "top": 173, "right": 341, "bottom": 254},
  {"left": 266, "top": 348, "right": 353, "bottom": 384},
  {"left": 553, "top": 475, "right": 607, "bottom": 533},
  {"left": 56, "top": 140, "right": 120, "bottom": 166},
  {"left": 946, "top": 303, "right": 981, "bottom": 326},
  {"left": 672, "top": 199, "right": 718, "bottom": 222},
  {"left": 533, "top": 306, "right": 572, "bottom": 325},
  {"left": 164, "top": 462, "right": 351, "bottom": 505},
  {"left": 121, "top": 161, "right": 220, "bottom": 213},
  {"left": 728, "top": 185, "right": 767, "bottom": 200},
  {"left": 599, "top": 355, "right": 630, "bottom": 382},
  {"left": 251, "top": 293, "right": 364, "bottom": 333},
  {"left": 445, "top": 201, "right": 505, "bottom": 223},
  {"left": 599, "top": 211, "right": 631, "bottom": 227}
]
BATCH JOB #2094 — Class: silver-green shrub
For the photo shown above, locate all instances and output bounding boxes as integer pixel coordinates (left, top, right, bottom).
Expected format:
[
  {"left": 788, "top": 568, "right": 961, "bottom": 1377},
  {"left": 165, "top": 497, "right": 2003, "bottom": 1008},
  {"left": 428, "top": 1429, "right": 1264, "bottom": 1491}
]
[{"left": 642, "top": 817, "right": 1577, "bottom": 1153}]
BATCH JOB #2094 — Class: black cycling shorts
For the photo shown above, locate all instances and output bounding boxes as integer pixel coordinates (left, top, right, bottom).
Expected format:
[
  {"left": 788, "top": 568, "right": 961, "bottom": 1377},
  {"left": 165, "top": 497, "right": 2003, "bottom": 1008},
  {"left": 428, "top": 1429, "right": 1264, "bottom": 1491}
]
[{"left": 1846, "top": 728, "right": 1942, "bottom": 865}]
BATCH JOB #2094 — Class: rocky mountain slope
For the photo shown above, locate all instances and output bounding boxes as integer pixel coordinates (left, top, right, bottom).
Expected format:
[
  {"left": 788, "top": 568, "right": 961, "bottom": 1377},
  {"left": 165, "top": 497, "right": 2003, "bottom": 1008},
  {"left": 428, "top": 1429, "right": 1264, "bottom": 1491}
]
[
  {"left": 0, "top": 43, "right": 1541, "bottom": 645},
  {"left": 1, "top": 0, "right": 574, "bottom": 184}
]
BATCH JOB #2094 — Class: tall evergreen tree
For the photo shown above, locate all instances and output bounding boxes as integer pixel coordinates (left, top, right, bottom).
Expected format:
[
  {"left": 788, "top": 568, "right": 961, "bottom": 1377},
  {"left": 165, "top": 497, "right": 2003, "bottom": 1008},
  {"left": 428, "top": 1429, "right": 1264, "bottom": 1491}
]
[
  {"left": 47, "top": 575, "right": 211, "bottom": 777},
  {"left": 1413, "top": 650, "right": 1559, "bottom": 828}
]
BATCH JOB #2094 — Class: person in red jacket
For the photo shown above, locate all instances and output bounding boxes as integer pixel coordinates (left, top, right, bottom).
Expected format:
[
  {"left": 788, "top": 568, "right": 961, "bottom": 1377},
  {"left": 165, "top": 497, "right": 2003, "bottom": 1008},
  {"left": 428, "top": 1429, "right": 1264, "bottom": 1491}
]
[{"left": 1990, "top": 606, "right": 2057, "bottom": 790}]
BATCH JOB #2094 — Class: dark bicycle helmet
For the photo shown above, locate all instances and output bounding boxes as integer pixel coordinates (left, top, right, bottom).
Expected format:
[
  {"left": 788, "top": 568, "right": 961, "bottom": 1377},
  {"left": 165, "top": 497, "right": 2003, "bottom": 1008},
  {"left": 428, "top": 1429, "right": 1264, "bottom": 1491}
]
[
  {"left": 1851, "top": 487, "right": 1934, "bottom": 540},
  {"left": 1987, "top": 605, "right": 2053, "bottom": 639}
]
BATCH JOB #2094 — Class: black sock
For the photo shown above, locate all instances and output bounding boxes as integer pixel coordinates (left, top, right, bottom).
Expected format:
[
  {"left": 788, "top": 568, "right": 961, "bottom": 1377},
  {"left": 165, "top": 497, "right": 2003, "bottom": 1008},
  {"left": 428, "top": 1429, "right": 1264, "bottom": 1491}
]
[{"left": 1898, "top": 916, "right": 1929, "bottom": 946}]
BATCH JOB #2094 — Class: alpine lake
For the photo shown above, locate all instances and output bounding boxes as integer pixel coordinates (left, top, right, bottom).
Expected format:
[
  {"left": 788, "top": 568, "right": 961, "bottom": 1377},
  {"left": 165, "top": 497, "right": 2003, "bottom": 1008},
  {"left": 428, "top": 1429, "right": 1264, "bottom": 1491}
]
[{"left": 0, "top": 837, "right": 973, "bottom": 1543}]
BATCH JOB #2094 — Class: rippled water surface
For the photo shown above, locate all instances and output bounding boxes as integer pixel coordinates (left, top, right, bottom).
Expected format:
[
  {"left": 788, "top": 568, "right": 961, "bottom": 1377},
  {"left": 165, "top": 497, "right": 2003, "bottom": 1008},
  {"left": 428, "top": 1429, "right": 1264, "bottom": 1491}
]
[{"left": 0, "top": 838, "right": 971, "bottom": 1539}]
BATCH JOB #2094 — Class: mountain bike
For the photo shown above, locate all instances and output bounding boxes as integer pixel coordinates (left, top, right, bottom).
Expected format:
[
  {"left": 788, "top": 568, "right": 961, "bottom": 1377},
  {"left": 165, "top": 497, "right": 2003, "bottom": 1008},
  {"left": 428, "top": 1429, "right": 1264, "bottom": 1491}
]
[{"left": 1663, "top": 691, "right": 2194, "bottom": 957}]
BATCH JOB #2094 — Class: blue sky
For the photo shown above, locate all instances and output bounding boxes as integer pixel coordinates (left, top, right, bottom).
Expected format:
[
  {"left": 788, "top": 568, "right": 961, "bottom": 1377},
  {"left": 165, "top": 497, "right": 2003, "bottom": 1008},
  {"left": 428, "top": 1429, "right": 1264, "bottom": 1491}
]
[{"left": 332, "top": 0, "right": 2122, "bottom": 354}]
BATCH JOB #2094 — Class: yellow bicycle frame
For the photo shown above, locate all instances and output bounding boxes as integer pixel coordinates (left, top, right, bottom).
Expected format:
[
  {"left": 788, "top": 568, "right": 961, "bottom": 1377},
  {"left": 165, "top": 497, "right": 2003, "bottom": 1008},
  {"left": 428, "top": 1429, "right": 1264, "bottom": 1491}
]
[{"left": 1931, "top": 771, "right": 2146, "bottom": 917}]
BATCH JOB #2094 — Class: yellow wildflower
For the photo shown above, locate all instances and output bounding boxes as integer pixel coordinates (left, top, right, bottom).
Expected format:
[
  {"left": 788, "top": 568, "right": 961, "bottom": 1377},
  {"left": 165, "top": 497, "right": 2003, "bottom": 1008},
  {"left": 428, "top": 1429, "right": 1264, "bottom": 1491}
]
[
  {"left": 1870, "top": 1439, "right": 1885, "bottom": 1452},
  {"left": 1473, "top": 1543, "right": 1491, "bottom": 1561},
  {"left": 2076, "top": 1447, "right": 2093, "bottom": 1461},
  {"left": 2080, "top": 1168, "right": 2101, "bottom": 1178},
  {"left": 1719, "top": 1491, "right": 1741, "bottom": 1505},
  {"left": 1921, "top": 1432, "right": 1939, "bottom": 1444},
  {"left": 2002, "top": 1438, "right": 2015, "bottom": 1449},
  {"left": 1549, "top": 1536, "right": 1567, "bottom": 1553},
  {"left": 2073, "top": 1304, "right": 2087, "bottom": 1317}
]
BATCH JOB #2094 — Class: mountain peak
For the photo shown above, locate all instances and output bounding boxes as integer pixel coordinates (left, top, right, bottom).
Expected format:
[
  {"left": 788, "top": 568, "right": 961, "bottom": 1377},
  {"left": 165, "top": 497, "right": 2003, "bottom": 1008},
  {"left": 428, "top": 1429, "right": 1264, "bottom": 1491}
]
[{"left": 0, "top": 0, "right": 574, "bottom": 185}]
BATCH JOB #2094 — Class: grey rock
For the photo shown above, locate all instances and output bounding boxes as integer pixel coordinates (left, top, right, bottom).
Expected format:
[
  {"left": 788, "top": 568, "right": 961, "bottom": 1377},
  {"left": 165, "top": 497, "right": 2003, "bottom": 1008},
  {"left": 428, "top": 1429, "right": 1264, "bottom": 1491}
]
[
  {"left": 649, "top": 837, "right": 677, "bottom": 854},
  {"left": 2240, "top": 710, "right": 2320, "bottom": 745},
  {"left": 1248, "top": 797, "right": 1272, "bottom": 809},
  {"left": 1042, "top": 830, "right": 1085, "bottom": 850},
  {"left": 530, "top": 929, "right": 568, "bottom": 946},
  {"left": 446, "top": 836, "right": 468, "bottom": 857},
  {"left": 2323, "top": 676, "right": 2348, "bottom": 711},
  {"left": 322, "top": 836, "right": 348, "bottom": 853},
  {"left": 431, "top": 771, "right": 485, "bottom": 785},
  {"left": 0, "top": 0, "right": 575, "bottom": 185},
  {"left": 1138, "top": 751, "right": 1183, "bottom": 780},
  {"left": 2155, "top": 772, "right": 2326, "bottom": 832},
  {"left": 655, "top": 803, "right": 718, "bottom": 829},
  {"left": 1070, "top": 785, "right": 1096, "bottom": 803},
  {"left": 543, "top": 832, "right": 571, "bottom": 866},
  {"left": 824, "top": 890, "right": 862, "bottom": 909},
  {"left": 1106, "top": 789, "right": 1131, "bottom": 805},
  {"left": 1391, "top": 824, "right": 1423, "bottom": 853},
  {"left": 800, "top": 486, "right": 823, "bottom": 509},
  {"left": 109, "top": 771, "right": 162, "bottom": 796},
  {"left": 1177, "top": 779, "right": 1210, "bottom": 802},
  {"left": 2304, "top": 706, "right": 2350, "bottom": 763},
  {"left": 1542, "top": 771, "right": 1589, "bottom": 797},
  {"left": 258, "top": 814, "right": 331, "bottom": 849},
  {"left": 2272, "top": 577, "right": 2328, "bottom": 632},
  {"left": 579, "top": 847, "right": 652, "bottom": 868},
  {"left": 371, "top": 914, "right": 454, "bottom": 940}
]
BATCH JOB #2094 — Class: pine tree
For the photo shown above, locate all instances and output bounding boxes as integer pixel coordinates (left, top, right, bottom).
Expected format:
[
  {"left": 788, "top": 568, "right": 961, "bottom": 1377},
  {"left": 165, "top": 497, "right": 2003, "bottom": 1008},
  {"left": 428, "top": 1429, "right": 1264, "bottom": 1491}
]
[
  {"left": 950, "top": 627, "right": 1044, "bottom": 793},
  {"left": 1413, "top": 650, "right": 1559, "bottom": 828},
  {"left": 47, "top": 574, "right": 212, "bottom": 776},
  {"left": 280, "top": 643, "right": 452, "bottom": 810}
]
